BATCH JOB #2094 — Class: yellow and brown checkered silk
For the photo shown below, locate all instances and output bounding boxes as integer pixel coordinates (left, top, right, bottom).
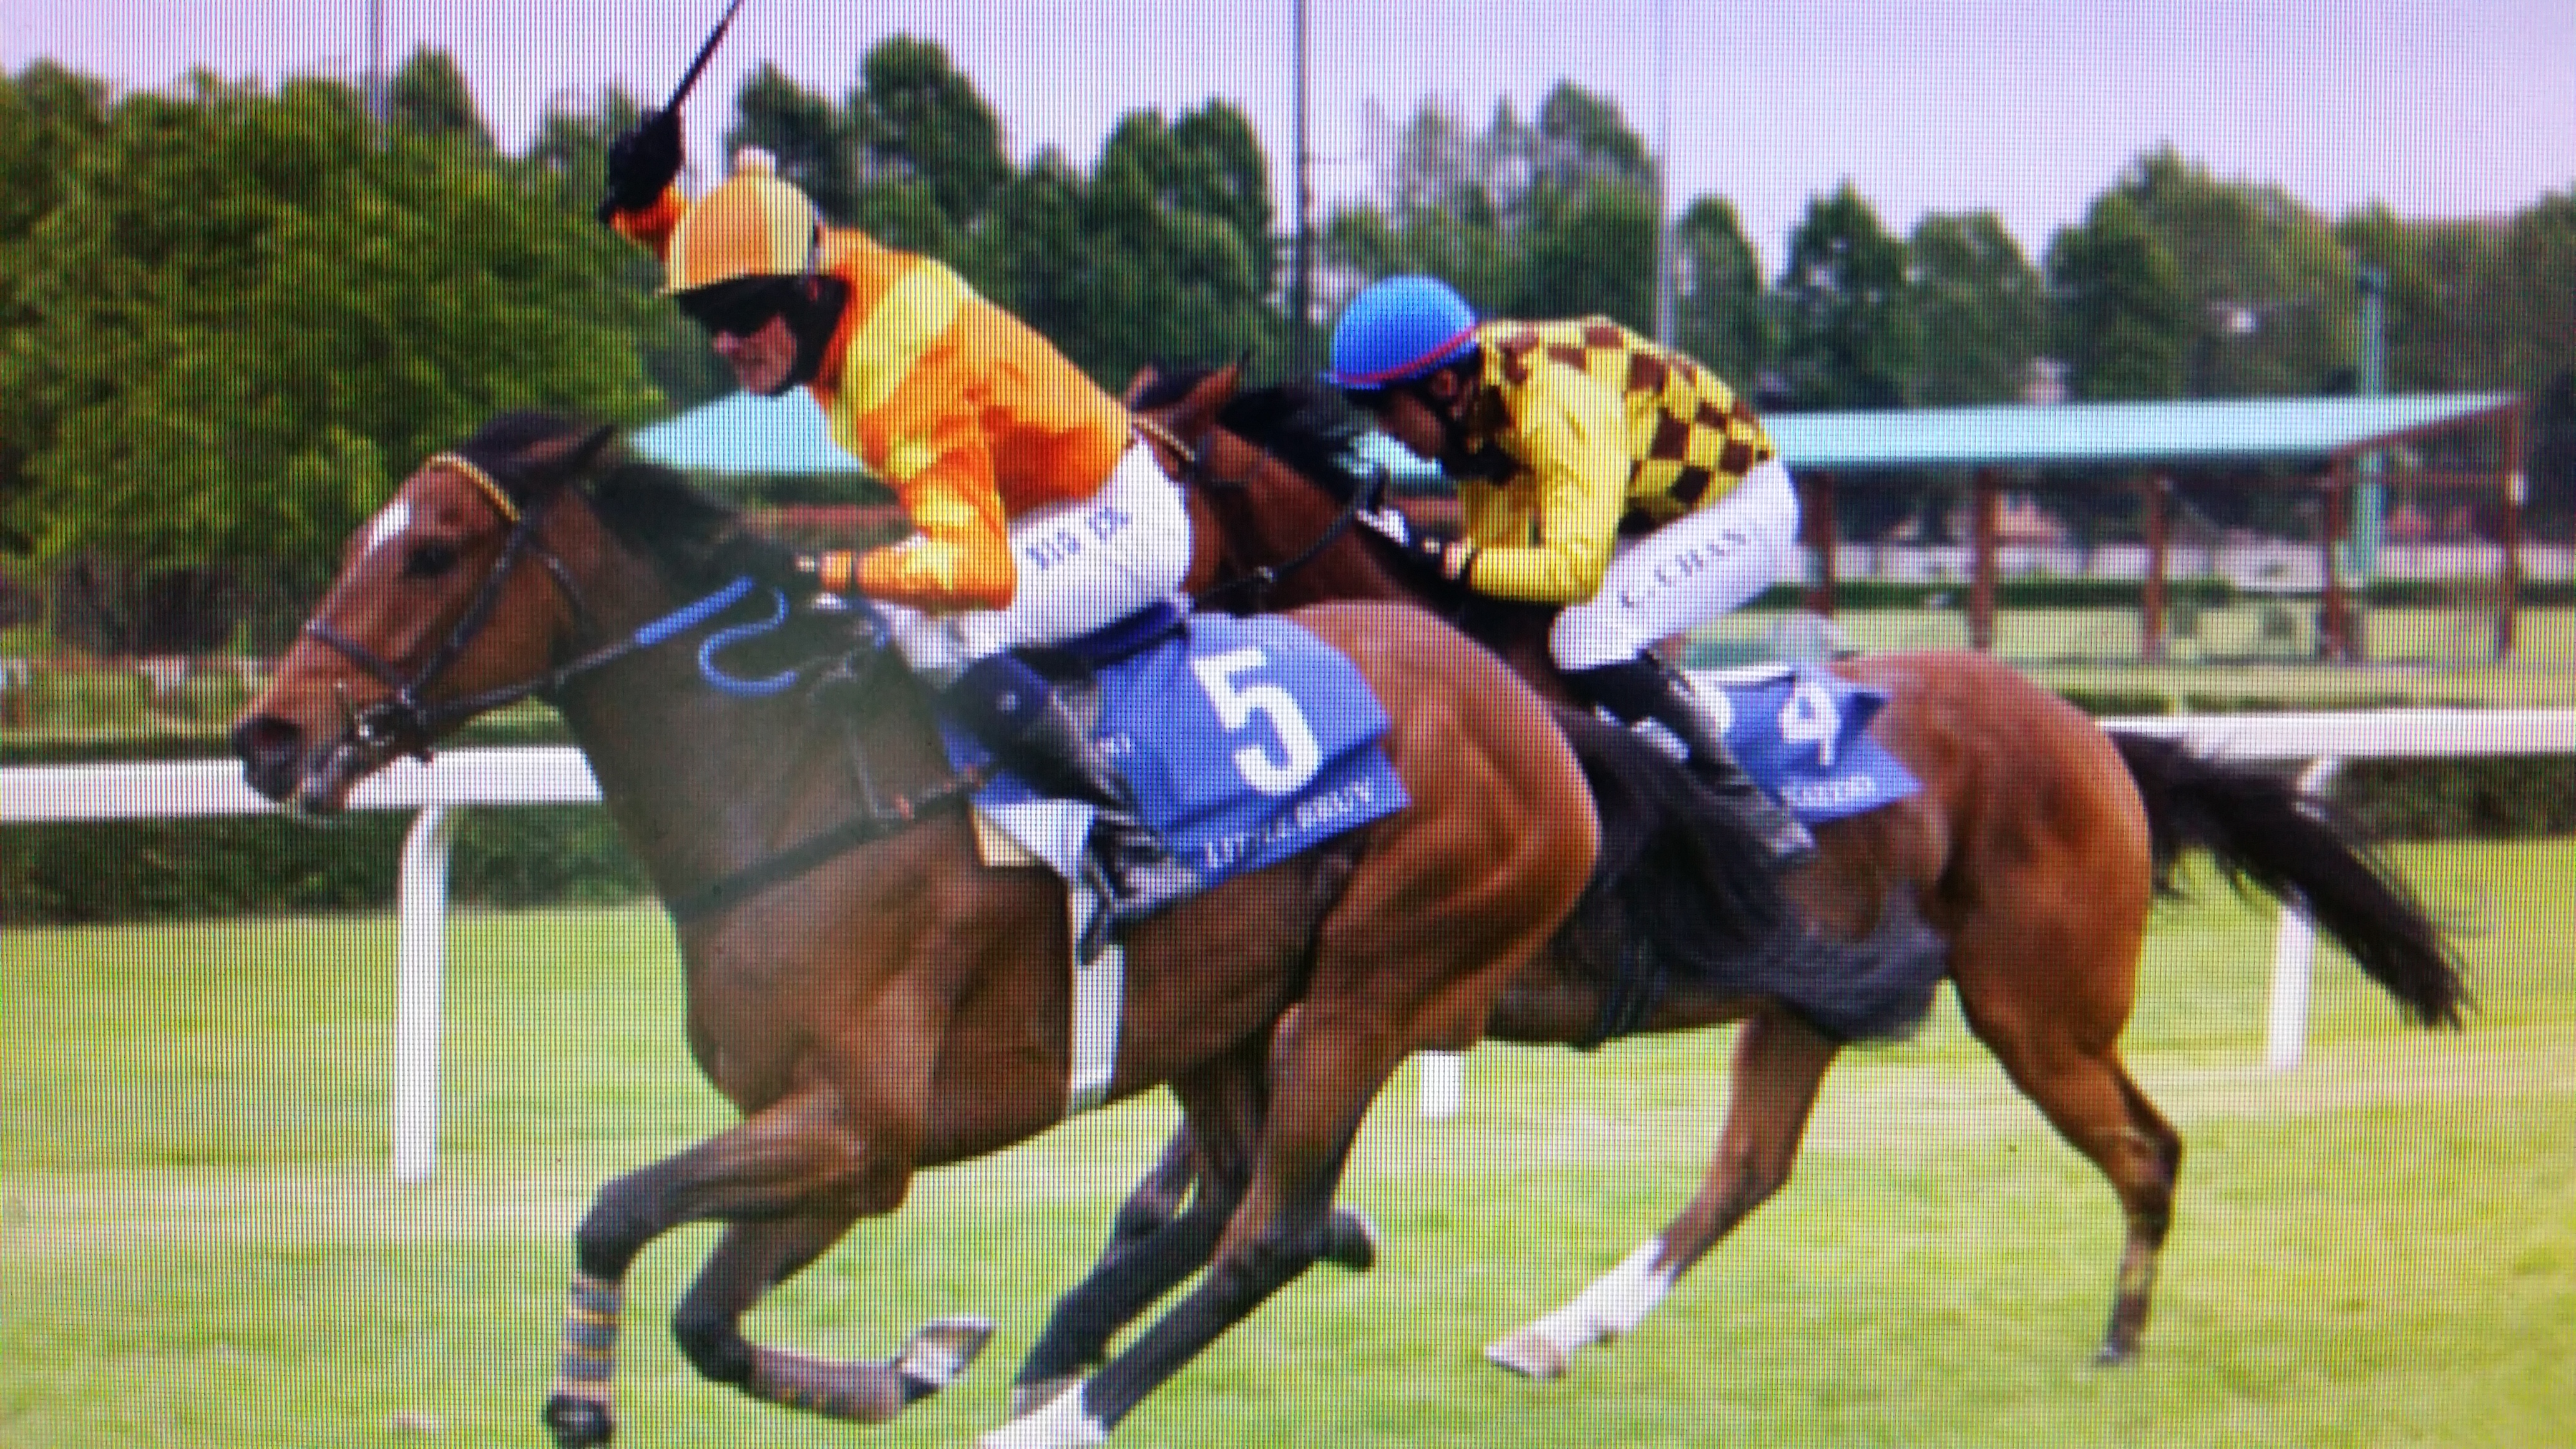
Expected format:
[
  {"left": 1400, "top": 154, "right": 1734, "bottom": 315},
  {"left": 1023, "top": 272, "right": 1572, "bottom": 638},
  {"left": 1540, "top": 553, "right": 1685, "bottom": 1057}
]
[{"left": 1475, "top": 318, "right": 1773, "bottom": 522}]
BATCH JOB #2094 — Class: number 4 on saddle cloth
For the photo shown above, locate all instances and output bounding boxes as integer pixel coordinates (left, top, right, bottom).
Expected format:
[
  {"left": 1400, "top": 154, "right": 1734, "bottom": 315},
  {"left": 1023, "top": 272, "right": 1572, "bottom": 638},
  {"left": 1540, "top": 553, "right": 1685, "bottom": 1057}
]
[
  {"left": 1688, "top": 665, "right": 1921, "bottom": 822},
  {"left": 939, "top": 605, "right": 1412, "bottom": 914}
]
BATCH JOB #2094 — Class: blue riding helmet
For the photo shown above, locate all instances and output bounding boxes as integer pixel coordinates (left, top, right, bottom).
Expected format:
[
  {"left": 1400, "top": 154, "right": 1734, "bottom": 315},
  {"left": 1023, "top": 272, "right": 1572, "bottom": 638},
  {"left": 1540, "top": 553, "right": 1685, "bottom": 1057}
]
[{"left": 1325, "top": 275, "right": 1480, "bottom": 390}]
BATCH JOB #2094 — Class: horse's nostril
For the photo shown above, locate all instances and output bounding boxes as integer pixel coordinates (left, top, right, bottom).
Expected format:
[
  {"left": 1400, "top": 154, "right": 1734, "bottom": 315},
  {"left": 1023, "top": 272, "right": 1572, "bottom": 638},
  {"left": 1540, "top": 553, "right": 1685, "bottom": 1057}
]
[{"left": 230, "top": 715, "right": 304, "bottom": 783}]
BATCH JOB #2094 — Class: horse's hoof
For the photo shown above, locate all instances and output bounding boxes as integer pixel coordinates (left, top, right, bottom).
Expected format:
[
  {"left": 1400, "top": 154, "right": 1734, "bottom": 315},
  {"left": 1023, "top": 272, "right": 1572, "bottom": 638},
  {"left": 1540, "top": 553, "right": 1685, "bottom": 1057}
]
[
  {"left": 980, "top": 1382, "right": 1109, "bottom": 1449},
  {"left": 2093, "top": 1339, "right": 2140, "bottom": 1368},
  {"left": 1483, "top": 1327, "right": 1572, "bottom": 1381},
  {"left": 541, "top": 1392, "right": 616, "bottom": 1447},
  {"left": 1009, "top": 1373, "right": 1084, "bottom": 1419},
  {"left": 896, "top": 1315, "right": 995, "bottom": 1401},
  {"left": 1323, "top": 1209, "right": 1379, "bottom": 1273}
]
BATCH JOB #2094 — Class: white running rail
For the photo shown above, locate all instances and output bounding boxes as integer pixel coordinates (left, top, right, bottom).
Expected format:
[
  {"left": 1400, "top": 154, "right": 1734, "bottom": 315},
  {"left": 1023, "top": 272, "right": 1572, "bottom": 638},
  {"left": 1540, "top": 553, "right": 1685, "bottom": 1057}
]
[{"left": 7, "top": 710, "right": 2571, "bottom": 1177}]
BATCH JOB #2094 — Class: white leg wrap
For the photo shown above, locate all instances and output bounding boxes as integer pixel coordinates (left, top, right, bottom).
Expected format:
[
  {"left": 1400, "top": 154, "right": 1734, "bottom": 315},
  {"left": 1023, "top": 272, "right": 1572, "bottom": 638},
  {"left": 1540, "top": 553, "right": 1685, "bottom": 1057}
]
[
  {"left": 978, "top": 1382, "right": 1109, "bottom": 1449},
  {"left": 1524, "top": 1241, "right": 1677, "bottom": 1352}
]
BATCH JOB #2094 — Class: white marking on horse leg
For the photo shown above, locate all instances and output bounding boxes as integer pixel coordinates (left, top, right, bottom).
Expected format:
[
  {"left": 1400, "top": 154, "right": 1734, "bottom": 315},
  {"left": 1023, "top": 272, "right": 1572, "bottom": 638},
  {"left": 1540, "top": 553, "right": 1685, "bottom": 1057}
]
[
  {"left": 1486, "top": 1240, "right": 1676, "bottom": 1375},
  {"left": 977, "top": 1381, "right": 1108, "bottom": 1449}
]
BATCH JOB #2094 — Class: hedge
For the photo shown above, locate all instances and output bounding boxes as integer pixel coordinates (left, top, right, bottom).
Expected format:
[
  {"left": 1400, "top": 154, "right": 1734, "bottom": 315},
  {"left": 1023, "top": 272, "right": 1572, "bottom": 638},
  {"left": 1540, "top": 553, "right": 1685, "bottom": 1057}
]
[{"left": 7, "top": 711, "right": 2568, "bottom": 925}]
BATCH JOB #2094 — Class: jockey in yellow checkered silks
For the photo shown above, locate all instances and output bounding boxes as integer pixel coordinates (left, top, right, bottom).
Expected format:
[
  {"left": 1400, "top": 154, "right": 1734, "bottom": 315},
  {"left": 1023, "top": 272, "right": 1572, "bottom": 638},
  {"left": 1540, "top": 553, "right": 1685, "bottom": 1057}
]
[{"left": 1328, "top": 275, "right": 1813, "bottom": 862}]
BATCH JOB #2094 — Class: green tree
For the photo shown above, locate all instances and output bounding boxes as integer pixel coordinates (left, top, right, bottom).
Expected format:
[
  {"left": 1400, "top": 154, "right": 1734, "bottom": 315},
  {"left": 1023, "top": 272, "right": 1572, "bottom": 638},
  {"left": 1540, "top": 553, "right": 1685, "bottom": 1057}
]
[
  {"left": 969, "top": 151, "right": 1093, "bottom": 366},
  {"left": 726, "top": 63, "right": 856, "bottom": 219},
  {"left": 2046, "top": 190, "right": 2191, "bottom": 401},
  {"left": 844, "top": 37, "right": 1008, "bottom": 232},
  {"left": 2116, "top": 147, "right": 2354, "bottom": 397},
  {"left": 1775, "top": 183, "right": 1914, "bottom": 409},
  {"left": 1670, "top": 197, "right": 1769, "bottom": 384},
  {"left": 1908, "top": 210, "right": 2047, "bottom": 405},
  {"left": 527, "top": 88, "right": 731, "bottom": 411},
  {"left": 0, "top": 72, "right": 661, "bottom": 634},
  {"left": 1513, "top": 180, "right": 1659, "bottom": 326},
  {"left": 1077, "top": 107, "right": 1280, "bottom": 385},
  {"left": 2465, "top": 189, "right": 2576, "bottom": 396},
  {"left": 2335, "top": 203, "right": 2470, "bottom": 393},
  {"left": 386, "top": 47, "right": 493, "bottom": 150},
  {"left": 1319, "top": 97, "right": 1520, "bottom": 314},
  {"left": 0, "top": 64, "right": 111, "bottom": 551}
]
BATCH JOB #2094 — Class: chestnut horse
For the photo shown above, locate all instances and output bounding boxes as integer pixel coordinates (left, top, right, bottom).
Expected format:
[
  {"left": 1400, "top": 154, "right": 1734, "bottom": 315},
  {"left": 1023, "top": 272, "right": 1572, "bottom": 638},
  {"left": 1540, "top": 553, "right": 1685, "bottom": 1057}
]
[
  {"left": 230, "top": 412, "right": 1880, "bottom": 1448},
  {"left": 1007, "top": 365, "right": 2468, "bottom": 1401}
]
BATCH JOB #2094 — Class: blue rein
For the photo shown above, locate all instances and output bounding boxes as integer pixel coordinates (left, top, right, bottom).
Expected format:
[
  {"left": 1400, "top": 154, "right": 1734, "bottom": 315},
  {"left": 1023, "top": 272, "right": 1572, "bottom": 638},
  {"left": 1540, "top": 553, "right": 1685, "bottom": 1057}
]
[{"left": 692, "top": 583, "right": 801, "bottom": 698}]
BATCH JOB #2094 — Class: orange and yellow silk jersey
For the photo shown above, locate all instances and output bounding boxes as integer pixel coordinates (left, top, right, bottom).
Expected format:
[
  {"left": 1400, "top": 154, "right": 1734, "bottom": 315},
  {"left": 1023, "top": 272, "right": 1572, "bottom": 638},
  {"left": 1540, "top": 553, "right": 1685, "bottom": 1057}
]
[
  {"left": 617, "top": 197, "right": 1131, "bottom": 612},
  {"left": 1445, "top": 318, "right": 1776, "bottom": 604}
]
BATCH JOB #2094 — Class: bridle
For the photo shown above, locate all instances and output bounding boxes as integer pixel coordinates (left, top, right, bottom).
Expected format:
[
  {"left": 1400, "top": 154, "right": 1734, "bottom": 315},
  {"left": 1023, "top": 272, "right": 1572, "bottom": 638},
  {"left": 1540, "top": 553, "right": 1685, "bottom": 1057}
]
[
  {"left": 300, "top": 449, "right": 739, "bottom": 761},
  {"left": 1133, "top": 412, "right": 1388, "bottom": 612},
  {"left": 293, "top": 439, "right": 985, "bottom": 925}
]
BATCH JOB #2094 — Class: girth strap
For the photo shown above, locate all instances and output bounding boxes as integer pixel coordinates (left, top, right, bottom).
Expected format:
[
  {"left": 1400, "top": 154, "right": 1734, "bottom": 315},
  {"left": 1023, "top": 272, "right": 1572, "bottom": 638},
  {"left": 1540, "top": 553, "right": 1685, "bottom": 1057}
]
[{"left": 663, "top": 762, "right": 995, "bottom": 925}]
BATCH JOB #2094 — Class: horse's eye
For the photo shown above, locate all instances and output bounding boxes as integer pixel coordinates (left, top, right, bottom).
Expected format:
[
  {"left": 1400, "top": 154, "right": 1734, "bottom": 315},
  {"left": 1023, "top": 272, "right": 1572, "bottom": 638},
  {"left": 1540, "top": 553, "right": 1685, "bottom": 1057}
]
[{"left": 403, "top": 541, "right": 460, "bottom": 578}]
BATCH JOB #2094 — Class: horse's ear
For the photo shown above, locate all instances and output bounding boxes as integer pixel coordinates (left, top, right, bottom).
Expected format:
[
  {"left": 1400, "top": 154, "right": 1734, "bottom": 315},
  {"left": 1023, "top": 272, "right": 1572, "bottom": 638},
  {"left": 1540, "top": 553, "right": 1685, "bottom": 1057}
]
[
  {"left": 1120, "top": 364, "right": 1161, "bottom": 407},
  {"left": 1169, "top": 363, "right": 1241, "bottom": 429},
  {"left": 567, "top": 423, "right": 619, "bottom": 472}
]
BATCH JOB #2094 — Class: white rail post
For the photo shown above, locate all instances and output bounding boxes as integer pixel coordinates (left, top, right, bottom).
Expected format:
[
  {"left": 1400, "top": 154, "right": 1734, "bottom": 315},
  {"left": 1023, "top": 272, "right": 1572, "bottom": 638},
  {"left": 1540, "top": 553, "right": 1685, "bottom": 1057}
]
[
  {"left": 392, "top": 805, "right": 461, "bottom": 1184},
  {"left": 2263, "top": 757, "right": 2344, "bottom": 1072},
  {"left": 1418, "top": 1051, "right": 1466, "bottom": 1120}
]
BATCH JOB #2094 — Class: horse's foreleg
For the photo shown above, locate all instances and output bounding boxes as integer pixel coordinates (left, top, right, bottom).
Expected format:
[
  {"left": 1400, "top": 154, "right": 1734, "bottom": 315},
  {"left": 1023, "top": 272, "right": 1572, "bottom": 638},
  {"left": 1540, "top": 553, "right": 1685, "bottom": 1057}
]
[
  {"left": 540, "top": 1088, "right": 937, "bottom": 1448},
  {"left": 1486, "top": 1008, "right": 1840, "bottom": 1380},
  {"left": 985, "top": 1017, "right": 1406, "bottom": 1449},
  {"left": 1011, "top": 1053, "right": 1271, "bottom": 1419},
  {"left": 668, "top": 1216, "right": 995, "bottom": 1422}
]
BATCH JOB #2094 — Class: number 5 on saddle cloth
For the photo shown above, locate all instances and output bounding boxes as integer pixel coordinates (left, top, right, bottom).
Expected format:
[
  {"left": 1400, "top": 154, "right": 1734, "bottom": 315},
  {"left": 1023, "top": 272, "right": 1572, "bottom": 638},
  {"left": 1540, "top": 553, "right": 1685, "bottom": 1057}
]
[{"left": 940, "top": 605, "right": 1412, "bottom": 917}]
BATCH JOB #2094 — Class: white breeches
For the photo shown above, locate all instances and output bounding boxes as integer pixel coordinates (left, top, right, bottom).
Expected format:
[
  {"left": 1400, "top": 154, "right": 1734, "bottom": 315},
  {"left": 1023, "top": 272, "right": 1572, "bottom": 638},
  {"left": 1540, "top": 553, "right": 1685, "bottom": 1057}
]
[
  {"left": 878, "top": 442, "right": 1192, "bottom": 682},
  {"left": 1549, "top": 457, "right": 1801, "bottom": 671}
]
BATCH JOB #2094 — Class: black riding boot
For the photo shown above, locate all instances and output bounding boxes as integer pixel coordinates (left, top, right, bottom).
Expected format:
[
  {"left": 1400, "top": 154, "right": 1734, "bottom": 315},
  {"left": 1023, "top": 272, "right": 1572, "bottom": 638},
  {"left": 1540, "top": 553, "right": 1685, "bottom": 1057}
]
[
  {"left": 1566, "top": 656, "right": 1816, "bottom": 865},
  {"left": 944, "top": 656, "right": 1190, "bottom": 960}
]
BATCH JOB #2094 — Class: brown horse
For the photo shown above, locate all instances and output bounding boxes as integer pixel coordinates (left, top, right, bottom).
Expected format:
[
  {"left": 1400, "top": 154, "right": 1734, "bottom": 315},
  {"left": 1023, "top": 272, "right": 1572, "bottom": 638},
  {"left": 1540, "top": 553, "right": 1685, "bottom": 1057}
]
[
  {"left": 1008, "top": 364, "right": 2469, "bottom": 1400},
  {"left": 229, "top": 412, "right": 1661, "bottom": 1447}
]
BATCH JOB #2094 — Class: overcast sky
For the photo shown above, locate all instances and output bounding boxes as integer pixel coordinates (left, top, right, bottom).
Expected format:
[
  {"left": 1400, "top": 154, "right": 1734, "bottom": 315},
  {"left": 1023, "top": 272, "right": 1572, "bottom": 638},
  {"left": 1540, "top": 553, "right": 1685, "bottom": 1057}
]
[{"left": 4, "top": 1, "right": 2570, "bottom": 268}]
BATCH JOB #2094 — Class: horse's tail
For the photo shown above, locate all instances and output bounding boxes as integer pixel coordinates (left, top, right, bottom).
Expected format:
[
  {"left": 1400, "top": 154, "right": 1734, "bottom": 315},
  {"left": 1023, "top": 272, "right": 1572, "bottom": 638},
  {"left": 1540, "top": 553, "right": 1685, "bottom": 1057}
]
[
  {"left": 2112, "top": 731, "right": 2468, "bottom": 1029},
  {"left": 1556, "top": 710, "right": 1947, "bottom": 1044}
]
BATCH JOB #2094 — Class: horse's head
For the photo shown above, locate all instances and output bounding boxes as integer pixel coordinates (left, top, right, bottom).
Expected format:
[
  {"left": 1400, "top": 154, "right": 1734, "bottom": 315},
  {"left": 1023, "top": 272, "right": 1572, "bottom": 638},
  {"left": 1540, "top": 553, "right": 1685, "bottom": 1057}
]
[{"left": 231, "top": 411, "right": 789, "bottom": 812}]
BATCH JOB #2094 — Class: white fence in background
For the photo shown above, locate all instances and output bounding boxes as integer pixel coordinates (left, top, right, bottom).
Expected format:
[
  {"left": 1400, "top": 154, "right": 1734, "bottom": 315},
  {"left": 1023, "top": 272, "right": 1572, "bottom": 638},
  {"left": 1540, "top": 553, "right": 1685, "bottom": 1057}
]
[{"left": 7, "top": 707, "right": 2571, "bottom": 1181}]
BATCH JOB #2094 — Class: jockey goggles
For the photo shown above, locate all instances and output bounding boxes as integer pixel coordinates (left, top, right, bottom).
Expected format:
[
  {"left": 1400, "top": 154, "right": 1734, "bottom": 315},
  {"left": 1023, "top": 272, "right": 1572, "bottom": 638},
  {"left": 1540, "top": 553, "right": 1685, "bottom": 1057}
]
[{"left": 676, "top": 277, "right": 802, "bottom": 338}]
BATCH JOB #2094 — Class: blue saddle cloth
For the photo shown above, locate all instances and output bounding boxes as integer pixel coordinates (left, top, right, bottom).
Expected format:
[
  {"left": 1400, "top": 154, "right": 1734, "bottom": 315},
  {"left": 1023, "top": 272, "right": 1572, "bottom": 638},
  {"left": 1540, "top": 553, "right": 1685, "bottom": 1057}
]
[
  {"left": 1700, "top": 666, "right": 1921, "bottom": 823},
  {"left": 944, "top": 610, "right": 1411, "bottom": 896}
]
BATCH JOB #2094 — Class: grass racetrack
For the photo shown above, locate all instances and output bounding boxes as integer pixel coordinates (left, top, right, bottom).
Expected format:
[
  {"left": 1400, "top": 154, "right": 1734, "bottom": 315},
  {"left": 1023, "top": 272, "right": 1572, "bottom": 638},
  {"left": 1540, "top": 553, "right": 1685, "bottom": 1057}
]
[{"left": 5, "top": 839, "right": 2570, "bottom": 1447}]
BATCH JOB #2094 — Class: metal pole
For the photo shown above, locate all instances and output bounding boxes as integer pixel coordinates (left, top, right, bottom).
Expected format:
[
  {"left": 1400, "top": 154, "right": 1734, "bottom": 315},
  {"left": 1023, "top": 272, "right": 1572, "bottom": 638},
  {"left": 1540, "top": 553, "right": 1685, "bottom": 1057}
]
[
  {"left": 1651, "top": 0, "right": 1676, "bottom": 346},
  {"left": 1287, "top": 0, "right": 1315, "bottom": 372},
  {"left": 2351, "top": 265, "right": 2387, "bottom": 582},
  {"left": 365, "top": 0, "right": 389, "bottom": 123}
]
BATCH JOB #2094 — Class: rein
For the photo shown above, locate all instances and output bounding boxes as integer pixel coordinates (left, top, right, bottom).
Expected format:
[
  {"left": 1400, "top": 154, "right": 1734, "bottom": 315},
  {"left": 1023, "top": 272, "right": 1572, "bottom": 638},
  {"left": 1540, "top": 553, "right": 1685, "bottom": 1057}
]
[{"left": 302, "top": 458, "right": 982, "bottom": 924}]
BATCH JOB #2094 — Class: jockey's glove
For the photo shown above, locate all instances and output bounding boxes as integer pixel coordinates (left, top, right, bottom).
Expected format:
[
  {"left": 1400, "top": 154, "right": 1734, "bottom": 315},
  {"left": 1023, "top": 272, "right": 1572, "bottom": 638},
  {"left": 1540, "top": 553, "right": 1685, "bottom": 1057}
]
[
  {"left": 1394, "top": 530, "right": 1476, "bottom": 583},
  {"left": 794, "top": 551, "right": 861, "bottom": 598},
  {"left": 600, "top": 108, "right": 683, "bottom": 222}
]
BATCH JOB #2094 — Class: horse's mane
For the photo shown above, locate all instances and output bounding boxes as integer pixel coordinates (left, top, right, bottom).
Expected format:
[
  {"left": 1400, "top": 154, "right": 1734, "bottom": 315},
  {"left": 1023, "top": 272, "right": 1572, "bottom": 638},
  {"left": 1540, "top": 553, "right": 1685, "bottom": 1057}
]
[
  {"left": 1136, "top": 365, "right": 1377, "bottom": 505},
  {"left": 452, "top": 410, "right": 798, "bottom": 593}
]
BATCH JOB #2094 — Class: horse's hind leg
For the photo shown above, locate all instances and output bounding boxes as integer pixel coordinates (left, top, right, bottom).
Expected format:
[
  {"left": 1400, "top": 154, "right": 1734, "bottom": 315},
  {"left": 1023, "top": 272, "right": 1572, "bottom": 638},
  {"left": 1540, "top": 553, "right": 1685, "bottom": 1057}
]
[
  {"left": 1954, "top": 939, "right": 2182, "bottom": 1365},
  {"left": 1485, "top": 1008, "right": 1842, "bottom": 1379},
  {"left": 539, "top": 1089, "right": 985, "bottom": 1447}
]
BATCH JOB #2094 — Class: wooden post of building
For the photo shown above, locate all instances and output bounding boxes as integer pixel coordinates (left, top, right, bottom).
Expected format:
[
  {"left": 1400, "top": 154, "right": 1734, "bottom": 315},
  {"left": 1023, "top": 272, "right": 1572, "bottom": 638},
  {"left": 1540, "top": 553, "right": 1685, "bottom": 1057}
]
[
  {"left": 2319, "top": 467, "right": 2355, "bottom": 662},
  {"left": 1969, "top": 469, "right": 2000, "bottom": 651},
  {"left": 2500, "top": 404, "right": 2526, "bottom": 657},
  {"left": 1802, "top": 471, "right": 1838, "bottom": 617},
  {"left": 2140, "top": 475, "right": 2170, "bottom": 663}
]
